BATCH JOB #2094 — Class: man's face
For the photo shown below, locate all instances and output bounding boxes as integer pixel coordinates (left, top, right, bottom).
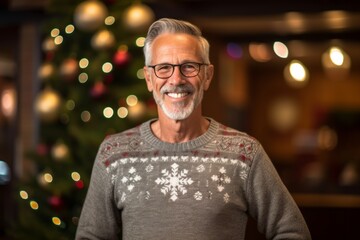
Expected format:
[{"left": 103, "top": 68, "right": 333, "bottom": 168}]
[{"left": 144, "top": 33, "right": 213, "bottom": 120}]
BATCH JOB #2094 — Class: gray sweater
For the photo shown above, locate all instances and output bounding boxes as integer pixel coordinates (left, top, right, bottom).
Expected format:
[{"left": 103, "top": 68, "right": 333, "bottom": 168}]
[{"left": 76, "top": 118, "right": 311, "bottom": 240}]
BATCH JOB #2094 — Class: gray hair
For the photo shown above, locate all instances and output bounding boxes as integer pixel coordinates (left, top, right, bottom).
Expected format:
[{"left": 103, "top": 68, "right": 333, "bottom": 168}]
[{"left": 143, "top": 18, "right": 210, "bottom": 65}]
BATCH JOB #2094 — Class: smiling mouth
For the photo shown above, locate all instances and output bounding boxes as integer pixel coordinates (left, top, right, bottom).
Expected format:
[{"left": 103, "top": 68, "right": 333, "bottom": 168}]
[{"left": 166, "top": 92, "right": 189, "bottom": 98}]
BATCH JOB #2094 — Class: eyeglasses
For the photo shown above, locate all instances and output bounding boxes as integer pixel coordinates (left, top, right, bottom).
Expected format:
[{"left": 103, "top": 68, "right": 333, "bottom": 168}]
[{"left": 147, "top": 62, "right": 208, "bottom": 79}]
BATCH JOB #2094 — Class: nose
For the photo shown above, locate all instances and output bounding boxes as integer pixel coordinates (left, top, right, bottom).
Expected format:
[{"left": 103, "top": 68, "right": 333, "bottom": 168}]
[{"left": 168, "top": 65, "right": 184, "bottom": 85}]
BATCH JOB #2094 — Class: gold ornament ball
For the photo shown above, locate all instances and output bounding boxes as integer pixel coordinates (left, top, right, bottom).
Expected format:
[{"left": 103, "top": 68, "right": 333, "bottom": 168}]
[
  {"left": 123, "top": 3, "right": 155, "bottom": 31},
  {"left": 38, "top": 62, "right": 55, "bottom": 81},
  {"left": 42, "top": 37, "right": 57, "bottom": 52},
  {"left": 91, "top": 29, "right": 116, "bottom": 50},
  {"left": 74, "top": 0, "right": 108, "bottom": 32},
  {"left": 51, "top": 142, "right": 69, "bottom": 161},
  {"left": 35, "top": 89, "right": 62, "bottom": 122},
  {"left": 60, "top": 58, "right": 79, "bottom": 81}
]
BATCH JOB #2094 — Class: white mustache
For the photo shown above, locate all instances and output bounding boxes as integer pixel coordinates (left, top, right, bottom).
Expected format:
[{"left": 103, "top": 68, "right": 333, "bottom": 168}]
[{"left": 160, "top": 84, "right": 194, "bottom": 94}]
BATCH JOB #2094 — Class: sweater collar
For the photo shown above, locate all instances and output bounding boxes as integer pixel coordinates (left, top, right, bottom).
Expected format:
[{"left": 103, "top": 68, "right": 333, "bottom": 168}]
[{"left": 140, "top": 118, "right": 219, "bottom": 151}]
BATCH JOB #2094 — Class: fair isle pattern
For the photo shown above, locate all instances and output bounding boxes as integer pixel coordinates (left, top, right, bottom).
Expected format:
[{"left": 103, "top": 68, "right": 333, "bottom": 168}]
[{"left": 99, "top": 120, "right": 259, "bottom": 203}]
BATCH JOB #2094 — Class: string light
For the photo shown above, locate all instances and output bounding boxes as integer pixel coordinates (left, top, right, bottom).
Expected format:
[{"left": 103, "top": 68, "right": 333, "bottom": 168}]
[
  {"left": 30, "top": 200, "right": 39, "bottom": 210},
  {"left": 71, "top": 172, "right": 81, "bottom": 181},
  {"left": 50, "top": 28, "right": 60, "bottom": 37},
  {"left": 117, "top": 107, "right": 128, "bottom": 118},
  {"left": 79, "top": 58, "right": 89, "bottom": 68},
  {"left": 105, "top": 16, "right": 115, "bottom": 25},
  {"left": 54, "top": 35, "right": 63, "bottom": 45},
  {"left": 273, "top": 41, "right": 289, "bottom": 58},
  {"left": 126, "top": 95, "right": 138, "bottom": 106},
  {"left": 19, "top": 190, "right": 28, "bottom": 200},
  {"left": 283, "top": 60, "right": 309, "bottom": 88},
  {"left": 137, "top": 69, "right": 145, "bottom": 79},
  {"left": 136, "top": 37, "right": 145, "bottom": 47},
  {"left": 103, "top": 107, "right": 114, "bottom": 118},
  {"left": 102, "top": 62, "right": 113, "bottom": 73},
  {"left": 65, "top": 100, "right": 75, "bottom": 111},
  {"left": 43, "top": 173, "right": 53, "bottom": 183},
  {"left": 65, "top": 24, "right": 75, "bottom": 34},
  {"left": 78, "top": 72, "right": 88, "bottom": 83},
  {"left": 81, "top": 111, "right": 91, "bottom": 122},
  {"left": 329, "top": 47, "right": 344, "bottom": 66},
  {"left": 52, "top": 217, "right": 61, "bottom": 226}
]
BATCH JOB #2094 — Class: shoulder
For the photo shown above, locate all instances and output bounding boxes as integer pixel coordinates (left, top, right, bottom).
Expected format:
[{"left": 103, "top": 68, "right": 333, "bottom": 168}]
[
  {"left": 102, "top": 124, "right": 142, "bottom": 147},
  {"left": 216, "top": 122, "right": 259, "bottom": 144},
  {"left": 95, "top": 122, "right": 145, "bottom": 167},
  {"left": 214, "top": 121, "right": 261, "bottom": 162}
]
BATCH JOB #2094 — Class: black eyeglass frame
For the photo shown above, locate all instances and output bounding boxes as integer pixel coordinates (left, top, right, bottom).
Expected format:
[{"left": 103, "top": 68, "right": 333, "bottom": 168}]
[{"left": 147, "top": 62, "right": 209, "bottom": 79}]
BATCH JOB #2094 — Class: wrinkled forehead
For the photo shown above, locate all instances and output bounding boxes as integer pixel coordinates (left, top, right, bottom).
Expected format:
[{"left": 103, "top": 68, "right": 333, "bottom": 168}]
[{"left": 151, "top": 33, "right": 202, "bottom": 58}]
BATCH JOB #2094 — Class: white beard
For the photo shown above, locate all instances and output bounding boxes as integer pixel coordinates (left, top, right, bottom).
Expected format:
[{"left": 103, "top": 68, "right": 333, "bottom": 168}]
[{"left": 153, "top": 84, "right": 204, "bottom": 120}]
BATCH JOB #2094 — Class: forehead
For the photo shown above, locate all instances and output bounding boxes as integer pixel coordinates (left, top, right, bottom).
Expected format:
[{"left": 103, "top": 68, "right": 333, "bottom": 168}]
[{"left": 150, "top": 33, "right": 201, "bottom": 60}]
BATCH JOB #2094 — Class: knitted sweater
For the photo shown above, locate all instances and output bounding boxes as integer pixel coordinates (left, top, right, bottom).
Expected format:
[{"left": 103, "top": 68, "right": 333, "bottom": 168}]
[{"left": 76, "top": 118, "right": 311, "bottom": 240}]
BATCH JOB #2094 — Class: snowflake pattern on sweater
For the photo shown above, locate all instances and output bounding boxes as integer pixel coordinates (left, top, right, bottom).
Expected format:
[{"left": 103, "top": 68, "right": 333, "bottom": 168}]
[{"left": 99, "top": 119, "right": 258, "bottom": 204}]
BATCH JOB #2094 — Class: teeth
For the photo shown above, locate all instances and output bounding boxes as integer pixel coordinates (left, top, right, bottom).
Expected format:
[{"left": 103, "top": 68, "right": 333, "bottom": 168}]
[{"left": 167, "top": 92, "right": 188, "bottom": 98}]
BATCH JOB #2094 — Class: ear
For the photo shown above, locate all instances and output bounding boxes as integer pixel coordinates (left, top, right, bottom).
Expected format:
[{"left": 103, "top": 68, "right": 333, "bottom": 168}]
[
  {"left": 143, "top": 66, "right": 153, "bottom": 92},
  {"left": 203, "top": 64, "right": 214, "bottom": 91}
]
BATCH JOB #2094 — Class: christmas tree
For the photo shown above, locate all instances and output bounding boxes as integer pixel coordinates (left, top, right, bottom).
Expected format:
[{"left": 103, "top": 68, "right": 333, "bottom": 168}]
[{"left": 10, "top": 0, "right": 156, "bottom": 239}]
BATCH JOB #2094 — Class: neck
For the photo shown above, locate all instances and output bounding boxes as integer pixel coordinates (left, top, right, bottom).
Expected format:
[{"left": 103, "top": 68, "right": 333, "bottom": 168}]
[{"left": 151, "top": 111, "right": 210, "bottom": 143}]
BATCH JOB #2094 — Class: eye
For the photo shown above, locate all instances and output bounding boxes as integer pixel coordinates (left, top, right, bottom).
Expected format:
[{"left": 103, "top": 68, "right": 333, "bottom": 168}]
[
  {"left": 156, "top": 64, "right": 172, "bottom": 73},
  {"left": 181, "top": 63, "right": 197, "bottom": 72}
]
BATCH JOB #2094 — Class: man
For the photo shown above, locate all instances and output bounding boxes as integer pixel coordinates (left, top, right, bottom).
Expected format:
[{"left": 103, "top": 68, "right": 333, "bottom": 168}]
[{"left": 76, "top": 18, "right": 311, "bottom": 239}]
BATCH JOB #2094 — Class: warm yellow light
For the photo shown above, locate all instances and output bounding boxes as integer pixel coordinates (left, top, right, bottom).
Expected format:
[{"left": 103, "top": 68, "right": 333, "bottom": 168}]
[
  {"left": 52, "top": 217, "right": 61, "bottom": 226},
  {"left": 103, "top": 107, "right": 114, "bottom": 118},
  {"left": 105, "top": 16, "right": 115, "bottom": 25},
  {"left": 79, "top": 58, "right": 89, "bottom": 68},
  {"left": 248, "top": 43, "right": 272, "bottom": 62},
  {"left": 126, "top": 95, "right": 138, "bottom": 107},
  {"left": 19, "top": 190, "right": 28, "bottom": 200},
  {"left": 289, "top": 61, "right": 307, "bottom": 81},
  {"left": 117, "top": 107, "right": 128, "bottom": 118},
  {"left": 102, "top": 62, "right": 113, "bottom": 73},
  {"left": 30, "top": 201, "right": 39, "bottom": 210},
  {"left": 329, "top": 47, "right": 344, "bottom": 66},
  {"left": 136, "top": 37, "right": 145, "bottom": 47},
  {"left": 273, "top": 41, "right": 289, "bottom": 58},
  {"left": 65, "top": 24, "right": 75, "bottom": 34},
  {"left": 54, "top": 35, "right": 63, "bottom": 45},
  {"left": 43, "top": 173, "right": 53, "bottom": 183},
  {"left": 50, "top": 28, "right": 60, "bottom": 37},
  {"left": 71, "top": 172, "right": 81, "bottom": 181},
  {"left": 1, "top": 88, "right": 16, "bottom": 119},
  {"left": 283, "top": 60, "right": 309, "bottom": 88}
]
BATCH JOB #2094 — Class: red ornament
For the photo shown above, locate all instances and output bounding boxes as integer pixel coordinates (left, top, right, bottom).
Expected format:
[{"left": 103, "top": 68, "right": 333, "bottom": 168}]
[
  {"left": 60, "top": 58, "right": 79, "bottom": 81},
  {"left": 113, "top": 49, "right": 130, "bottom": 67},
  {"left": 75, "top": 180, "right": 84, "bottom": 189},
  {"left": 48, "top": 196, "right": 63, "bottom": 209},
  {"left": 36, "top": 143, "right": 49, "bottom": 156},
  {"left": 90, "top": 81, "right": 107, "bottom": 98}
]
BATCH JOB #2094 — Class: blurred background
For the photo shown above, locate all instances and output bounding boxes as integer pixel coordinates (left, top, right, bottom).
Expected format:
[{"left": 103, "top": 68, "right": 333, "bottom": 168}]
[{"left": 0, "top": 0, "right": 360, "bottom": 239}]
